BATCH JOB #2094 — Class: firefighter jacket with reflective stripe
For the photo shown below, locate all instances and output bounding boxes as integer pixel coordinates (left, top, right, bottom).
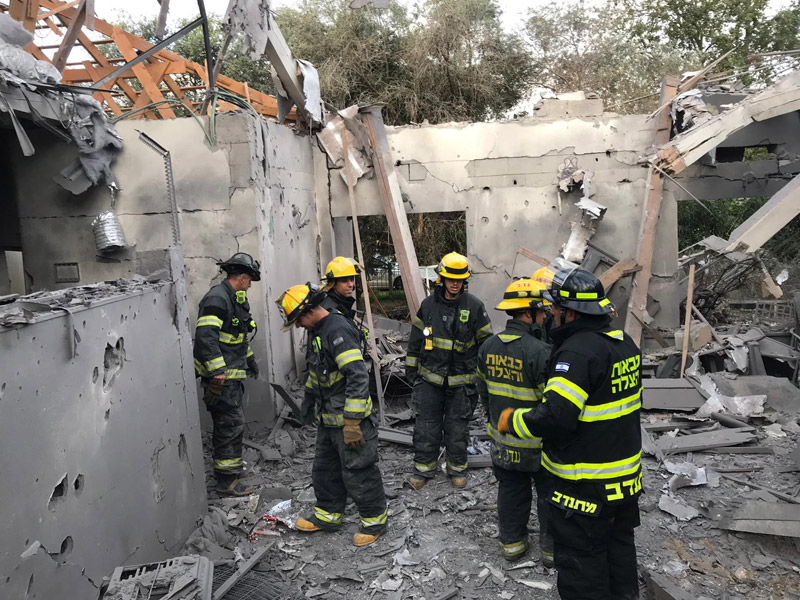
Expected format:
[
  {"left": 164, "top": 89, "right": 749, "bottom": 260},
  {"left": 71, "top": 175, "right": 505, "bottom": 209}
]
[
  {"left": 477, "top": 319, "right": 551, "bottom": 471},
  {"left": 511, "top": 316, "right": 643, "bottom": 510},
  {"left": 194, "top": 281, "right": 255, "bottom": 382},
  {"left": 405, "top": 286, "right": 493, "bottom": 387},
  {"left": 304, "top": 312, "right": 373, "bottom": 427}
]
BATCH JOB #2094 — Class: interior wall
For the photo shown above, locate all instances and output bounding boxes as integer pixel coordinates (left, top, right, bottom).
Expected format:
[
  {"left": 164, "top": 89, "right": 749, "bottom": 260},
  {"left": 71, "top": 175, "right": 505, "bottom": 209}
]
[
  {"left": 8, "top": 113, "right": 322, "bottom": 425},
  {"left": 0, "top": 281, "right": 206, "bottom": 599},
  {"left": 328, "top": 110, "right": 680, "bottom": 330}
]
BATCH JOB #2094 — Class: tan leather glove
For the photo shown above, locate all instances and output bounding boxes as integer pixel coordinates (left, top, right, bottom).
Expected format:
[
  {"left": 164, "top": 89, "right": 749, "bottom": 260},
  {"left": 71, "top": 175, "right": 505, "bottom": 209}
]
[
  {"left": 497, "top": 407, "right": 515, "bottom": 434},
  {"left": 343, "top": 418, "right": 364, "bottom": 447}
]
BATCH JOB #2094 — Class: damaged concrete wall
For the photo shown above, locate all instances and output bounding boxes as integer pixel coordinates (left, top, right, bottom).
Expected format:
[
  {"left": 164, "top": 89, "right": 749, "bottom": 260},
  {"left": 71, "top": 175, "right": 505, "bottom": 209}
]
[
  {"left": 6, "top": 112, "right": 321, "bottom": 424},
  {"left": 327, "top": 110, "right": 681, "bottom": 329},
  {"left": 0, "top": 281, "right": 206, "bottom": 599}
]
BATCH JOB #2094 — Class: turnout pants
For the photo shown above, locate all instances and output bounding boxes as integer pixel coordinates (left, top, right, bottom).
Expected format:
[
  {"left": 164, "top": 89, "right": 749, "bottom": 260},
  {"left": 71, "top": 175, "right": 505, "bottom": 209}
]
[
  {"left": 412, "top": 380, "right": 475, "bottom": 477},
  {"left": 206, "top": 381, "right": 246, "bottom": 481},
  {"left": 311, "top": 419, "right": 388, "bottom": 534},
  {"left": 549, "top": 497, "right": 640, "bottom": 600},
  {"left": 493, "top": 465, "right": 553, "bottom": 558}
]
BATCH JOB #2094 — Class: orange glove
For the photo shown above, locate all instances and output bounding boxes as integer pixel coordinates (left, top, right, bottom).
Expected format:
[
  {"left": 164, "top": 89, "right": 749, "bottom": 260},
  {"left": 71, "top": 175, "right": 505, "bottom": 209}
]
[
  {"left": 343, "top": 419, "right": 364, "bottom": 447},
  {"left": 497, "top": 407, "right": 515, "bottom": 434}
]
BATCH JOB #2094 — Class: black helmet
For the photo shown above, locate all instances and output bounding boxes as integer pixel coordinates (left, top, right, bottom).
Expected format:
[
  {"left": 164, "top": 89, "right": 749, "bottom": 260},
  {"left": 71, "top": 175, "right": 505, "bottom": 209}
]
[
  {"left": 544, "top": 268, "right": 614, "bottom": 315},
  {"left": 218, "top": 253, "right": 261, "bottom": 281}
]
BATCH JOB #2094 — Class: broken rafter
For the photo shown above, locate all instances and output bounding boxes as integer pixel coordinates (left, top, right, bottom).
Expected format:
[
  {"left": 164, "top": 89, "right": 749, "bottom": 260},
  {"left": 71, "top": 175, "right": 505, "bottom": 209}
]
[
  {"left": 652, "top": 68, "right": 800, "bottom": 175},
  {"left": 5, "top": 0, "right": 290, "bottom": 121}
]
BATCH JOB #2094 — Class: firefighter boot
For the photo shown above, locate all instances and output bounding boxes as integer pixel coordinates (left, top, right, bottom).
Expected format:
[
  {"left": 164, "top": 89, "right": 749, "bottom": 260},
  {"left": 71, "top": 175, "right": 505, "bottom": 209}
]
[
  {"left": 408, "top": 474, "right": 427, "bottom": 490},
  {"left": 353, "top": 530, "right": 384, "bottom": 547},
  {"left": 216, "top": 476, "right": 253, "bottom": 497},
  {"left": 500, "top": 538, "right": 530, "bottom": 562},
  {"left": 451, "top": 475, "right": 467, "bottom": 489}
]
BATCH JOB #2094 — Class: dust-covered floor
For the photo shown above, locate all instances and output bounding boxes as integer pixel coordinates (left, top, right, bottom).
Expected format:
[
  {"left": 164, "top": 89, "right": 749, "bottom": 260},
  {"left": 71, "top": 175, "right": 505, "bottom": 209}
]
[{"left": 197, "top": 402, "right": 800, "bottom": 600}]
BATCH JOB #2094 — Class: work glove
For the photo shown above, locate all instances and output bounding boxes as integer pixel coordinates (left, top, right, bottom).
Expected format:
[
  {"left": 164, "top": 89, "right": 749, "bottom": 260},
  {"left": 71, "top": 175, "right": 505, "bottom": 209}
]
[
  {"left": 203, "top": 375, "right": 226, "bottom": 407},
  {"left": 343, "top": 418, "right": 364, "bottom": 447},
  {"left": 497, "top": 407, "right": 515, "bottom": 434},
  {"left": 300, "top": 396, "right": 316, "bottom": 426},
  {"left": 247, "top": 356, "right": 260, "bottom": 379}
]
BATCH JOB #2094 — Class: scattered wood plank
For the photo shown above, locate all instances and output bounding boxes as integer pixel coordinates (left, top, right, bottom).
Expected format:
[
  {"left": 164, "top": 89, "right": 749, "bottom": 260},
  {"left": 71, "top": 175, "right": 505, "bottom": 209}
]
[
  {"left": 705, "top": 446, "right": 774, "bottom": 455},
  {"left": 645, "top": 570, "right": 696, "bottom": 600},
  {"left": 717, "top": 501, "right": 800, "bottom": 538},
  {"left": 656, "top": 428, "right": 756, "bottom": 454},
  {"left": 643, "top": 420, "right": 710, "bottom": 432},
  {"left": 378, "top": 427, "right": 412, "bottom": 446},
  {"left": 642, "top": 378, "right": 706, "bottom": 411},
  {"left": 598, "top": 257, "right": 640, "bottom": 289},
  {"left": 719, "top": 474, "right": 800, "bottom": 504}
]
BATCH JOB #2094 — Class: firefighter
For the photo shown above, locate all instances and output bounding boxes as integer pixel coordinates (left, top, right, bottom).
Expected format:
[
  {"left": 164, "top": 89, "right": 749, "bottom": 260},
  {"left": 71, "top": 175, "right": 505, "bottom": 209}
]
[
  {"left": 277, "top": 282, "right": 388, "bottom": 547},
  {"left": 531, "top": 266, "right": 556, "bottom": 342},
  {"left": 476, "top": 279, "right": 554, "bottom": 565},
  {"left": 405, "top": 252, "right": 493, "bottom": 489},
  {"left": 194, "top": 252, "right": 262, "bottom": 496},
  {"left": 497, "top": 268, "right": 643, "bottom": 600},
  {"left": 321, "top": 256, "right": 360, "bottom": 321}
]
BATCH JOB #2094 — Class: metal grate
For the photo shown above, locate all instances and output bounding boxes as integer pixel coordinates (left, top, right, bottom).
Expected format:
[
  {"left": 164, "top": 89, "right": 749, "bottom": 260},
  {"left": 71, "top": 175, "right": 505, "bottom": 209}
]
[{"left": 212, "top": 565, "right": 304, "bottom": 600}]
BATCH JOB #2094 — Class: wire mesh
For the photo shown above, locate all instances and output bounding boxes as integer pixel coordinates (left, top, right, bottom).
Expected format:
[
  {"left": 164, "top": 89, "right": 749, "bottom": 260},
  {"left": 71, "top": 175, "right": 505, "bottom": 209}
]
[{"left": 212, "top": 565, "right": 304, "bottom": 600}]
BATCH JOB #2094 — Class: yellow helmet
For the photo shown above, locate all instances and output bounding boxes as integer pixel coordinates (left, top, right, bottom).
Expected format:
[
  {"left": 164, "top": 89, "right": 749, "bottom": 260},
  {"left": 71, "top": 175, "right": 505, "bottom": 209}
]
[
  {"left": 495, "top": 279, "right": 550, "bottom": 311},
  {"left": 532, "top": 267, "right": 555, "bottom": 287},
  {"left": 322, "top": 256, "right": 360, "bottom": 291},
  {"left": 275, "top": 282, "right": 326, "bottom": 331},
  {"left": 436, "top": 252, "right": 471, "bottom": 281}
]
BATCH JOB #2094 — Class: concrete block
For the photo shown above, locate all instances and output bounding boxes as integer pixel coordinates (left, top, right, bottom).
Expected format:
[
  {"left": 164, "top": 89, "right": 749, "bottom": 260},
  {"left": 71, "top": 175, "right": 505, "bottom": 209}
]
[
  {"left": 535, "top": 99, "right": 604, "bottom": 119},
  {"left": 674, "top": 322, "right": 714, "bottom": 352},
  {"left": 213, "top": 112, "right": 252, "bottom": 144},
  {"left": 227, "top": 142, "right": 253, "bottom": 188}
]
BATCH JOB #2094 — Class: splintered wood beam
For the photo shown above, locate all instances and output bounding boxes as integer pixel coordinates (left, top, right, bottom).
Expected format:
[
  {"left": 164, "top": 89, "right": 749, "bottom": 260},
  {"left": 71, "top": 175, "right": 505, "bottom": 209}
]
[
  {"left": 82, "top": 61, "right": 123, "bottom": 116},
  {"left": 51, "top": 0, "right": 85, "bottom": 71},
  {"left": 113, "top": 30, "right": 176, "bottom": 118},
  {"left": 36, "top": 0, "right": 80, "bottom": 21},
  {"left": 360, "top": 106, "right": 426, "bottom": 316},
  {"left": 624, "top": 77, "right": 680, "bottom": 345}
]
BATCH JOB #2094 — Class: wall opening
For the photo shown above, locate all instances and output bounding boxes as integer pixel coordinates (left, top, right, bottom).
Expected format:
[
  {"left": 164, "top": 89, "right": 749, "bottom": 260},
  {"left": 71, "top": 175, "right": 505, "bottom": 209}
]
[
  {"left": 48, "top": 474, "right": 68, "bottom": 511},
  {"left": 102, "top": 338, "right": 125, "bottom": 392}
]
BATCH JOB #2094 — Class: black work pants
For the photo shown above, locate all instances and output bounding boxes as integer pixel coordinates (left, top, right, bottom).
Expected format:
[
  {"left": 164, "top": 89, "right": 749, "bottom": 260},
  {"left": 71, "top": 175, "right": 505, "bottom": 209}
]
[
  {"left": 493, "top": 465, "right": 553, "bottom": 552},
  {"left": 412, "top": 380, "right": 475, "bottom": 477},
  {"left": 311, "top": 420, "right": 388, "bottom": 534},
  {"left": 206, "top": 381, "right": 245, "bottom": 481},
  {"left": 549, "top": 498, "right": 640, "bottom": 600}
]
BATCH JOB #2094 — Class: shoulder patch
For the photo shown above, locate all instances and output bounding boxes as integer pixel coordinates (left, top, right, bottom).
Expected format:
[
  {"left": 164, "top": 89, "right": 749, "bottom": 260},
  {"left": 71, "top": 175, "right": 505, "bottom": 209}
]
[
  {"left": 332, "top": 336, "right": 344, "bottom": 346},
  {"left": 555, "top": 362, "right": 570, "bottom": 373}
]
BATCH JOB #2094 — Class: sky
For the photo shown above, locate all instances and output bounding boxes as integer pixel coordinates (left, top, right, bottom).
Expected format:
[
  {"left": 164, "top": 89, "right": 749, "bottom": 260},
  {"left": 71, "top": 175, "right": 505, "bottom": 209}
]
[{"left": 94, "top": 0, "right": 533, "bottom": 33}]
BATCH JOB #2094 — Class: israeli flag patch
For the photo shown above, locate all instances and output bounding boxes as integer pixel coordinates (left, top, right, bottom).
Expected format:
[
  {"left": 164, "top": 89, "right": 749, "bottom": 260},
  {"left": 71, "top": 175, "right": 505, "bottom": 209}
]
[{"left": 555, "top": 362, "right": 571, "bottom": 373}]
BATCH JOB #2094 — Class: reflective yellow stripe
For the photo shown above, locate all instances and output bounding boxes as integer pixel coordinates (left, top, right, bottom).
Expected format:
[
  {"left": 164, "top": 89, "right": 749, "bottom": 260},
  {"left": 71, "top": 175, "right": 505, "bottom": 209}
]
[
  {"left": 361, "top": 508, "right": 388, "bottom": 527},
  {"left": 488, "top": 423, "right": 542, "bottom": 449},
  {"left": 194, "top": 358, "right": 208, "bottom": 376},
  {"left": 405, "top": 355, "right": 418, "bottom": 367},
  {"left": 476, "top": 323, "right": 493, "bottom": 339},
  {"left": 580, "top": 387, "right": 641, "bottom": 422},
  {"left": 412, "top": 316, "right": 425, "bottom": 330},
  {"left": 335, "top": 349, "right": 363, "bottom": 368},
  {"left": 246, "top": 346, "right": 254, "bottom": 358},
  {"left": 214, "top": 458, "right": 242, "bottom": 470},
  {"left": 500, "top": 540, "right": 528, "bottom": 558},
  {"left": 305, "top": 378, "right": 314, "bottom": 389},
  {"left": 542, "top": 451, "right": 642, "bottom": 481},
  {"left": 306, "top": 370, "right": 343, "bottom": 388},
  {"left": 446, "top": 459, "right": 467, "bottom": 473},
  {"left": 485, "top": 380, "right": 542, "bottom": 402},
  {"left": 576, "top": 292, "right": 598, "bottom": 299},
  {"left": 599, "top": 298, "right": 611, "bottom": 307},
  {"left": 219, "top": 331, "right": 245, "bottom": 344},
  {"left": 314, "top": 506, "right": 342, "bottom": 524},
  {"left": 447, "top": 373, "right": 475, "bottom": 386},
  {"left": 544, "top": 377, "right": 588, "bottom": 410},
  {"left": 414, "top": 461, "right": 437, "bottom": 473},
  {"left": 604, "top": 329, "right": 624, "bottom": 340},
  {"left": 344, "top": 397, "right": 372, "bottom": 416},
  {"left": 321, "top": 413, "right": 345, "bottom": 426},
  {"left": 197, "top": 315, "right": 223, "bottom": 328},
  {"left": 512, "top": 408, "right": 536, "bottom": 439},
  {"left": 226, "top": 369, "right": 247, "bottom": 380},
  {"left": 419, "top": 365, "right": 445, "bottom": 386},
  {"left": 205, "top": 356, "right": 226, "bottom": 371},
  {"left": 432, "top": 337, "right": 454, "bottom": 350},
  {"left": 498, "top": 334, "right": 521, "bottom": 342}
]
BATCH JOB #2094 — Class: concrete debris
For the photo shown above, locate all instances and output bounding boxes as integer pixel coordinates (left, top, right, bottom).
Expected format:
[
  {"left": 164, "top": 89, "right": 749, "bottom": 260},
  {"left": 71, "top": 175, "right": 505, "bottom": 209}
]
[
  {"left": 102, "top": 555, "right": 213, "bottom": 600},
  {"left": 671, "top": 89, "right": 716, "bottom": 134},
  {"left": 317, "top": 105, "right": 372, "bottom": 183},
  {"left": 658, "top": 494, "right": 701, "bottom": 521},
  {"left": 223, "top": 0, "right": 272, "bottom": 61}
]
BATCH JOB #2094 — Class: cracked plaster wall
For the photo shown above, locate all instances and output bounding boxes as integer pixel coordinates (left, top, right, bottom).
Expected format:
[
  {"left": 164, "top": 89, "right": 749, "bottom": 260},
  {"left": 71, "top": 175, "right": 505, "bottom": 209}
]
[
  {"left": 0, "top": 283, "right": 206, "bottom": 599},
  {"left": 328, "top": 114, "right": 680, "bottom": 329},
  {"left": 8, "top": 113, "right": 321, "bottom": 425}
]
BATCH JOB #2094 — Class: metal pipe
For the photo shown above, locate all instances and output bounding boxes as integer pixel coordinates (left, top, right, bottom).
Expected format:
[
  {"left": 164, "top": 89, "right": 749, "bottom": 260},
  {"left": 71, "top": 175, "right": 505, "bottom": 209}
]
[{"left": 197, "top": 0, "right": 216, "bottom": 93}]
